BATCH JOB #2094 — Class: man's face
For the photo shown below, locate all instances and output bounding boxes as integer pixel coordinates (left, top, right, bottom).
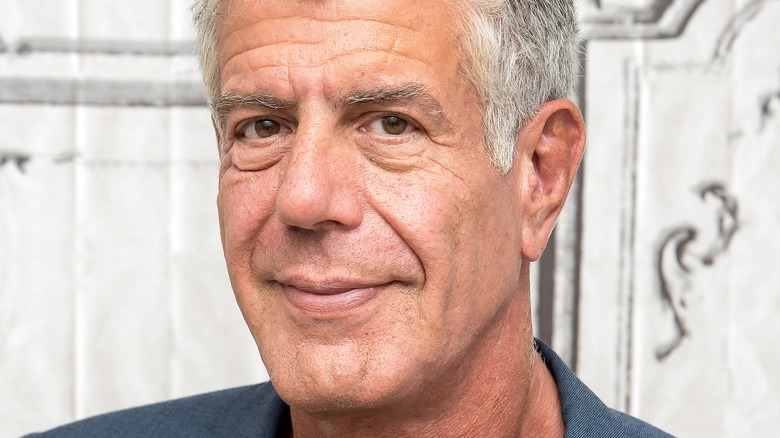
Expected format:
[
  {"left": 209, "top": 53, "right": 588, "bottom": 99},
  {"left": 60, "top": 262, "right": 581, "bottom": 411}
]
[{"left": 216, "top": 0, "right": 529, "bottom": 412}]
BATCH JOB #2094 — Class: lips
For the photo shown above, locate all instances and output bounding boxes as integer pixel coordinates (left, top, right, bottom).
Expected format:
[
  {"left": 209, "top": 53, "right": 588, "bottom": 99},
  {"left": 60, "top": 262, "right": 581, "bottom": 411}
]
[{"left": 280, "top": 278, "right": 388, "bottom": 314}]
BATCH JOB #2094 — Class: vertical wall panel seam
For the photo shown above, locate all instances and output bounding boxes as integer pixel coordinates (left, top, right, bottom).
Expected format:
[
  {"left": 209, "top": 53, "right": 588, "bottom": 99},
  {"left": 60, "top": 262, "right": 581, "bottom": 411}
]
[
  {"left": 537, "top": 231, "right": 556, "bottom": 345},
  {"left": 71, "top": 0, "right": 83, "bottom": 421},
  {"left": 616, "top": 58, "right": 641, "bottom": 415},
  {"left": 168, "top": 0, "right": 177, "bottom": 400},
  {"left": 568, "top": 41, "right": 590, "bottom": 373}
]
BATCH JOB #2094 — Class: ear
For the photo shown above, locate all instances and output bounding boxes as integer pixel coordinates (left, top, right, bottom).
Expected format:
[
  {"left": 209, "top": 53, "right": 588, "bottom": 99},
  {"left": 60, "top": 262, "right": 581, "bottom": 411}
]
[{"left": 515, "top": 98, "right": 585, "bottom": 261}]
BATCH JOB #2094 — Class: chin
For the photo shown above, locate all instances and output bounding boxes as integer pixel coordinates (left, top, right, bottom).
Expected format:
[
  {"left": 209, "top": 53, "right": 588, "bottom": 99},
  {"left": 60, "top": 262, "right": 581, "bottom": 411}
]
[
  {"left": 282, "top": 388, "right": 385, "bottom": 415},
  {"left": 271, "top": 372, "right": 411, "bottom": 416},
  {"left": 261, "top": 339, "right": 426, "bottom": 416}
]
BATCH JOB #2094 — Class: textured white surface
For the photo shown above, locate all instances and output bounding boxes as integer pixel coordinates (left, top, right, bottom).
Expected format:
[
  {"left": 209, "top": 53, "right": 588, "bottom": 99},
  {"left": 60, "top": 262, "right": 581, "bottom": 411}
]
[
  {"left": 0, "top": 2, "right": 265, "bottom": 436},
  {"left": 2, "top": 0, "right": 780, "bottom": 437},
  {"left": 579, "top": 0, "right": 780, "bottom": 436}
]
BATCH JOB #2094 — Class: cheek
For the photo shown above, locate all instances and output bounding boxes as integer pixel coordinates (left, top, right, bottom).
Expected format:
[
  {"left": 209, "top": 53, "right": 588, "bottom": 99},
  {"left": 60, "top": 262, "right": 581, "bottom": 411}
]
[
  {"left": 218, "top": 169, "right": 279, "bottom": 261},
  {"left": 368, "top": 165, "right": 521, "bottom": 307},
  {"left": 368, "top": 179, "right": 454, "bottom": 254},
  {"left": 364, "top": 168, "right": 472, "bottom": 300},
  {"left": 217, "top": 170, "right": 284, "bottom": 337}
]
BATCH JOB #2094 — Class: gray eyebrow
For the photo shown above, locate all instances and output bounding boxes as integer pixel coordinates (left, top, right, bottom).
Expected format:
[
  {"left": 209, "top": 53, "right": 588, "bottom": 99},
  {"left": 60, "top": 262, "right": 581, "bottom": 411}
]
[
  {"left": 342, "top": 83, "right": 428, "bottom": 105},
  {"left": 340, "top": 83, "right": 451, "bottom": 128},
  {"left": 212, "top": 91, "right": 296, "bottom": 129},
  {"left": 213, "top": 83, "right": 452, "bottom": 131}
]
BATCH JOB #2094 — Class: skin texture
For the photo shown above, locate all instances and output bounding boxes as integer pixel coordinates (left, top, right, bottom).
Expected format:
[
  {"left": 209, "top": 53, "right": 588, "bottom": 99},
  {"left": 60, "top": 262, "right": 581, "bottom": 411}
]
[{"left": 213, "top": 0, "right": 585, "bottom": 436}]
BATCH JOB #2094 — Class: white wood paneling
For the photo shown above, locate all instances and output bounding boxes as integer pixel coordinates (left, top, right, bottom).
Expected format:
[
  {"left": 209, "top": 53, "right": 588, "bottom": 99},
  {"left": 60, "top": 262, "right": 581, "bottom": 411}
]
[
  {"left": 2, "top": 0, "right": 780, "bottom": 437},
  {"left": 579, "top": 0, "right": 780, "bottom": 435},
  {"left": 0, "top": 2, "right": 260, "bottom": 435}
]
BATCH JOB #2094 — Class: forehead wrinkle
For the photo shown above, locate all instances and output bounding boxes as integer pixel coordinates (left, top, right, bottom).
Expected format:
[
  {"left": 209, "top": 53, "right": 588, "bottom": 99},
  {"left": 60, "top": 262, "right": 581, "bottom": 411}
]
[
  {"left": 223, "top": 44, "right": 437, "bottom": 85},
  {"left": 220, "top": 14, "right": 424, "bottom": 44},
  {"left": 222, "top": 31, "right": 399, "bottom": 79},
  {"left": 221, "top": 41, "right": 319, "bottom": 80},
  {"left": 220, "top": 15, "right": 418, "bottom": 54},
  {"left": 223, "top": 42, "right": 434, "bottom": 72},
  {"left": 278, "top": 15, "right": 423, "bottom": 34},
  {"left": 219, "top": 13, "right": 431, "bottom": 72},
  {"left": 219, "top": 44, "right": 449, "bottom": 109}
]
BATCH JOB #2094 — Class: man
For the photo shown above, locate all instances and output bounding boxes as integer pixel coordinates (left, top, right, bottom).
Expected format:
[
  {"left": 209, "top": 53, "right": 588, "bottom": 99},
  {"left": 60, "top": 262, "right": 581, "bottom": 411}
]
[{"left": 28, "top": 0, "right": 671, "bottom": 436}]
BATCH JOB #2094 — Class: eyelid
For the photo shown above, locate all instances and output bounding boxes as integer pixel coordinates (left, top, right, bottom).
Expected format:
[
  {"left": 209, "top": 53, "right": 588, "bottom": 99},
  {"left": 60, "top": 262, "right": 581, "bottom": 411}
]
[
  {"left": 234, "top": 116, "right": 291, "bottom": 140},
  {"left": 362, "top": 113, "right": 421, "bottom": 136}
]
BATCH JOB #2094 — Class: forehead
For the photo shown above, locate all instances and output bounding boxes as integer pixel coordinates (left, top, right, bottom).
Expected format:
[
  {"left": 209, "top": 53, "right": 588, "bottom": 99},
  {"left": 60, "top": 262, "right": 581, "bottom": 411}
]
[{"left": 216, "top": 0, "right": 463, "bottom": 95}]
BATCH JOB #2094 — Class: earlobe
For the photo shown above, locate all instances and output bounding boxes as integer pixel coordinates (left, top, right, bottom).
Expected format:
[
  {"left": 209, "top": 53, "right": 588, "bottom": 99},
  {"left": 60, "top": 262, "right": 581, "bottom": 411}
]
[{"left": 516, "top": 99, "right": 586, "bottom": 261}]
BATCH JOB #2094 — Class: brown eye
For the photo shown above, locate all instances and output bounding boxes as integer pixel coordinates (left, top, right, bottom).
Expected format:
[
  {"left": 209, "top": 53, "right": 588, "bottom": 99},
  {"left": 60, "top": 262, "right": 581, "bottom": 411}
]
[
  {"left": 380, "top": 116, "right": 408, "bottom": 135},
  {"left": 253, "top": 119, "right": 281, "bottom": 138}
]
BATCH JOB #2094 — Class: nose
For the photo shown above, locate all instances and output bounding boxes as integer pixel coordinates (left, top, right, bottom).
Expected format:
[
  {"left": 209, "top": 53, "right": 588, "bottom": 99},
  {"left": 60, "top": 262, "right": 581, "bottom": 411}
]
[{"left": 275, "top": 130, "right": 363, "bottom": 231}]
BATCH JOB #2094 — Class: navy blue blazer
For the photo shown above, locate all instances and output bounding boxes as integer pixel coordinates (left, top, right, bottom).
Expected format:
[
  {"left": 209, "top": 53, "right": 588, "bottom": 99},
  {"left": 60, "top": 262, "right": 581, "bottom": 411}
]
[
  {"left": 25, "top": 340, "right": 672, "bottom": 437},
  {"left": 534, "top": 340, "right": 673, "bottom": 437}
]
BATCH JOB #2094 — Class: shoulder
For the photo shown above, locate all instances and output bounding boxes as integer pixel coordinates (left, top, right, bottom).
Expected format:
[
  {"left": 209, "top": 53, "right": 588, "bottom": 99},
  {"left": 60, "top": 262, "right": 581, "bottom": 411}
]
[
  {"left": 534, "top": 339, "right": 674, "bottom": 438},
  {"left": 24, "top": 382, "right": 289, "bottom": 438}
]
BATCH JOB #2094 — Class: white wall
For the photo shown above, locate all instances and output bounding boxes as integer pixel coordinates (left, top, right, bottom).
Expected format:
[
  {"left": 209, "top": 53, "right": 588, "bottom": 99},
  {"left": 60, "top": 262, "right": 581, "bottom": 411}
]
[
  {"left": 1, "top": 1, "right": 265, "bottom": 435},
  {"left": 2, "top": 0, "right": 779, "bottom": 437},
  {"left": 578, "top": 0, "right": 780, "bottom": 435}
]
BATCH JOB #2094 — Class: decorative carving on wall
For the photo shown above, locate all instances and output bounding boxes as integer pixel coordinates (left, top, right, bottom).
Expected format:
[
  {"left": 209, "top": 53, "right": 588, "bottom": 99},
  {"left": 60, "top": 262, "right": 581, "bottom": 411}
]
[
  {"left": 0, "top": 35, "right": 204, "bottom": 107},
  {"left": 760, "top": 89, "right": 780, "bottom": 130},
  {"left": 0, "top": 150, "right": 31, "bottom": 173},
  {"left": 655, "top": 183, "right": 739, "bottom": 361},
  {"left": 0, "top": 78, "right": 205, "bottom": 107},
  {"left": 0, "top": 0, "right": 717, "bottom": 107},
  {"left": 711, "top": 0, "right": 775, "bottom": 63},
  {"left": 584, "top": 0, "right": 707, "bottom": 40},
  {"left": 6, "top": 37, "right": 192, "bottom": 56}
]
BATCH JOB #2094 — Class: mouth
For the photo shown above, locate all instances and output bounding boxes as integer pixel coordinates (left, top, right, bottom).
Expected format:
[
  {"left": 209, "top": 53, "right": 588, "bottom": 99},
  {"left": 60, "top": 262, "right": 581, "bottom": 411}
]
[{"left": 279, "top": 278, "right": 390, "bottom": 315}]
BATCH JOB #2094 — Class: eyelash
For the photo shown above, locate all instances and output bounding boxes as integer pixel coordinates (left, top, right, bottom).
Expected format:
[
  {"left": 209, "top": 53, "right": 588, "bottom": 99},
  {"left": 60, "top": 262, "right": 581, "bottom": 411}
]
[
  {"left": 232, "top": 113, "right": 421, "bottom": 142},
  {"left": 362, "top": 113, "right": 420, "bottom": 136},
  {"left": 235, "top": 117, "right": 289, "bottom": 141}
]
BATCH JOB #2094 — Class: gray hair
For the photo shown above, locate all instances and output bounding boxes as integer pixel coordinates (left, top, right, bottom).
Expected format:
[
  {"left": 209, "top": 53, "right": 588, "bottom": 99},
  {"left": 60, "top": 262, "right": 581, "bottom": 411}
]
[{"left": 192, "top": 0, "right": 580, "bottom": 172}]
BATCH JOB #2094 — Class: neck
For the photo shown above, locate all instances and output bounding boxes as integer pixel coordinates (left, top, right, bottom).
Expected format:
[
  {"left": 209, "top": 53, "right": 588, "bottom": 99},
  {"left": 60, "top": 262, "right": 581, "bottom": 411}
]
[{"left": 289, "top": 265, "right": 564, "bottom": 437}]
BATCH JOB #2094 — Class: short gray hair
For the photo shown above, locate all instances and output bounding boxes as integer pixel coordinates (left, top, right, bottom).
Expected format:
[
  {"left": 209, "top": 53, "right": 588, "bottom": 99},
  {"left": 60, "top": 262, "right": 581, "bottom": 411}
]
[{"left": 192, "top": 0, "right": 580, "bottom": 172}]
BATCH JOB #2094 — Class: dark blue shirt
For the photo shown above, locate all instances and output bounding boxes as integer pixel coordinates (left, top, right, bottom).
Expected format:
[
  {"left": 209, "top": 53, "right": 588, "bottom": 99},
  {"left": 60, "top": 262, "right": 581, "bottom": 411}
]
[
  {"left": 534, "top": 340, "right": 673, "bottom": 437},
  {"left": 25, "top": 340, "right": 672, "bottom": 437}
]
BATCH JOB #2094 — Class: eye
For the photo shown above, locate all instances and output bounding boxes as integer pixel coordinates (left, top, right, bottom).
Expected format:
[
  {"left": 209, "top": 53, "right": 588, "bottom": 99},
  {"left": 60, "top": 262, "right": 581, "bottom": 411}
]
[
  {"left": 368, "top": 116, "right": 414, "bottom": 136},
  {"left": 242, "top": 119, "right": 282, "bottom": 139}
]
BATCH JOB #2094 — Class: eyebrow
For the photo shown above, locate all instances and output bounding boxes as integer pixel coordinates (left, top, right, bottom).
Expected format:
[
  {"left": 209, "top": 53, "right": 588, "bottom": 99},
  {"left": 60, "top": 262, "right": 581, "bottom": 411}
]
[
  {"left": 341, "top": 83, "right": 427, "bottom": 105},
  {"left": 340, "top": 83, "right": 451, "bottom": 128},
  {"left": 212, "top": 92, "right": 296, "bottom": 128},
  {"left": 214, "top": 83, "right": 452, "bottom": 130}
]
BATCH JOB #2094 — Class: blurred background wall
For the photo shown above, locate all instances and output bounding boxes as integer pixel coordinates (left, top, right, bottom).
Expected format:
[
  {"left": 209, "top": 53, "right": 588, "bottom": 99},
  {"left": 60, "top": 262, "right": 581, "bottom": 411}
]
[{"left": 2, "top": 0, "right": 779, "bottom": 436}]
